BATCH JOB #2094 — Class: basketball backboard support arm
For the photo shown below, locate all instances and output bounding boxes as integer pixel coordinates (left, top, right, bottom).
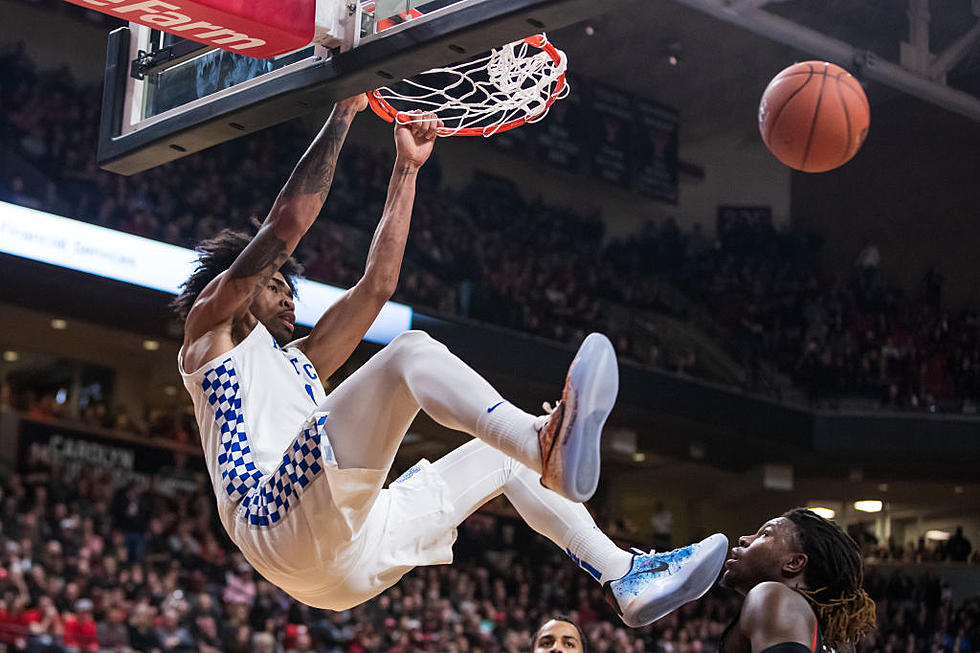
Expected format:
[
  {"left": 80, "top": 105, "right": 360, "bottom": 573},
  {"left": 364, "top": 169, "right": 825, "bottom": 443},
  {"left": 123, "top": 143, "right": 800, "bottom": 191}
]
[{"left": 98, "top": 0, "right": 613, "bottom": 175}]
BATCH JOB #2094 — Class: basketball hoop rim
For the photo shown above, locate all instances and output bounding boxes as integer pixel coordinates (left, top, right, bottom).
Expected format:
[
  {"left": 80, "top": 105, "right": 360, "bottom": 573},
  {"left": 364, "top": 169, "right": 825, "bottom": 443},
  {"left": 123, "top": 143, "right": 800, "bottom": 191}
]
[{"left": 367, "top": 34, "right": 567, "bottom": 137}]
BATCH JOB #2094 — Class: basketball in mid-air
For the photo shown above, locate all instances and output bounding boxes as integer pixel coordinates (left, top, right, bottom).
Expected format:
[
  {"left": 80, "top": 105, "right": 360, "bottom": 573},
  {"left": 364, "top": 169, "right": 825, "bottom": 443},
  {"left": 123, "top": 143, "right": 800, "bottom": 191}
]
[{"left": 758, "top": 61, "right": 870, "bottom": 173}]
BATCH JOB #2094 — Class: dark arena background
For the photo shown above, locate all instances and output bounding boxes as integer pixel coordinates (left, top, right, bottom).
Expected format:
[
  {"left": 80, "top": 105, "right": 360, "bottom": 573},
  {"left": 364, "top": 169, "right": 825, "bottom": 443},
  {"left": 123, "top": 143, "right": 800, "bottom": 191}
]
[{"left": 1, "top": 0, "right": 980, "bottom": 651}]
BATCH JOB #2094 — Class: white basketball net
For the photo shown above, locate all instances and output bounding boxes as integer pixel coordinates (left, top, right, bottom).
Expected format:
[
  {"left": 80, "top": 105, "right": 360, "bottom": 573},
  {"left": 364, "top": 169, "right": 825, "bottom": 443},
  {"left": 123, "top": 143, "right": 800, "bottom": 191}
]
[{"left": 371, "top": 34, "right": 569, "bottom": 136}]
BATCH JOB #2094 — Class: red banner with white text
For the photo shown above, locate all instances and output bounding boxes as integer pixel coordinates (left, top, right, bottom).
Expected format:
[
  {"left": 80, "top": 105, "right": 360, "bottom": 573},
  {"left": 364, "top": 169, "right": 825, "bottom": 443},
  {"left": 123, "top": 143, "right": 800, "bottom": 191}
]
[{"left": 63, "top": 0, "right": 315, "bottom": 58}]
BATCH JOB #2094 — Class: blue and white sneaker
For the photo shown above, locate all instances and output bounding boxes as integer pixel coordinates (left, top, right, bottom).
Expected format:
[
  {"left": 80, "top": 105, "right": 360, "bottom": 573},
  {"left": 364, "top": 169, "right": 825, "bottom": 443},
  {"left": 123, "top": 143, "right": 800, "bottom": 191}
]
[
  {"left": 604, "top": 533, "right": 729, "bottom": 628},
  {"left": 536, "top": 333, "right": 619, "bottom": 503}
]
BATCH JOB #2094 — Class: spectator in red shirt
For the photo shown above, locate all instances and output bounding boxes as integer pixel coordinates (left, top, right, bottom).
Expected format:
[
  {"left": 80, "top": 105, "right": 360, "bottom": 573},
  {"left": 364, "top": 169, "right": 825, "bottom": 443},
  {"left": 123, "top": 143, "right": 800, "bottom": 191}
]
[
  {"left": 62, "top": 598, "right": 99, "bottom": 653},
  {"left": 0, "top": 594, "right": 41, "bottom": 650},
  {"left": 28, "top": 596, "right": 64, "bottom": 650},
  {"left": 0, "top": 598, "right": 19, "bottom": 648}
]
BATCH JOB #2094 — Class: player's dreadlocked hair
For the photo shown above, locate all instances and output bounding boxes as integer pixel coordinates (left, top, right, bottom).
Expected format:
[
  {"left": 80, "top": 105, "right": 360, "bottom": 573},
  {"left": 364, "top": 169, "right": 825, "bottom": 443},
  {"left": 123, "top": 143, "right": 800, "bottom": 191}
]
[
  {"left": 783, "top": 508, "right": 877, "bottom": 650},
  {"left": 171, "top": 225, "right": 303, "bottom": 321},
  {"left": 533, "top": 615, "right": 589, "bottom": 652}
]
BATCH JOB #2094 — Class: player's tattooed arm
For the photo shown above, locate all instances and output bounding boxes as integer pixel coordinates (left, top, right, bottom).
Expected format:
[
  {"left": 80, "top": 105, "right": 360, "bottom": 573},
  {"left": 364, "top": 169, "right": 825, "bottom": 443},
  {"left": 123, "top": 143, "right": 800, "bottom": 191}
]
[
  {"left": 246, "top": 95, "right": 367, "bottom": 280},
  {"left": 218, "top": 97, "right": 366, "bottom": 306},
  {"left": 255, "top": 96, "right": 367, "bottom": 268},
  {"left": 184, "top": 226, "right": 290, "bottom": 337},
  {"left": 227, "top": 225, "right": 289, "bottom": 297},
  {"left": 278, "top": 94, "right": 368, "bottom": 206},
  {"left": 280, "top": 106, "right": 353, "bottom": 203},
  {"left": 184, "top": 97, "right": 367, "bottom": 337}
]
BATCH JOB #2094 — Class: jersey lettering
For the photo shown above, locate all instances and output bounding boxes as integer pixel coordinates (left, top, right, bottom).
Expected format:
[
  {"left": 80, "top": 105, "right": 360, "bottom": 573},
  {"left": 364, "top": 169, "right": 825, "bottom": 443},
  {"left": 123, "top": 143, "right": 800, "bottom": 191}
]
[
  {"left": 302, "top": 362, "right": 318, "bottom": 380},
  {"left": 287, "top": 356, "right": 318, "bottom": 405}
]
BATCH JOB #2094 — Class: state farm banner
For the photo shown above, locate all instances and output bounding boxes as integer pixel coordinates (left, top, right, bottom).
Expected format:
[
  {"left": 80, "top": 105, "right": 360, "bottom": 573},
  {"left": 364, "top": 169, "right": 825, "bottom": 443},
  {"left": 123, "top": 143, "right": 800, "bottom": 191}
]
[
  {"left": 17, "top": 419, "right": 200, "bottom": 493},
  {"left": 62, "top": 0, "right": 315, "bottom": 58}
]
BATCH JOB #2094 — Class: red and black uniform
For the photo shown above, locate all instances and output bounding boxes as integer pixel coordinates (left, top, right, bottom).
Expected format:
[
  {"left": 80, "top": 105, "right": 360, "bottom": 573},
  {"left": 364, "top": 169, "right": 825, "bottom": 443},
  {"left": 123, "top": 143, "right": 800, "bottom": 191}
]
[{"left": 719, "top": 609, "right": 824, "bottom": 653}]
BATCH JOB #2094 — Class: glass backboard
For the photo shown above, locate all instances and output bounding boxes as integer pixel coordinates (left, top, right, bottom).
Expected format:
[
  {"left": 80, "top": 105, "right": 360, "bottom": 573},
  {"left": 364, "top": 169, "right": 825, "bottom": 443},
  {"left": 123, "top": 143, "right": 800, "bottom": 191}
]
[{"left": 98, "top": 0, "right": 610, "bottom": 174}]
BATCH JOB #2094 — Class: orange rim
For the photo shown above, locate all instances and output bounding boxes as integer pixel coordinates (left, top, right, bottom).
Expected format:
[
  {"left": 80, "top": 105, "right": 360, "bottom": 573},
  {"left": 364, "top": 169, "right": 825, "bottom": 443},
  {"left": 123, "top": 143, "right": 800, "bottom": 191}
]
[{"left": 369, "top": 35, "right": 566, "bottom": 137}]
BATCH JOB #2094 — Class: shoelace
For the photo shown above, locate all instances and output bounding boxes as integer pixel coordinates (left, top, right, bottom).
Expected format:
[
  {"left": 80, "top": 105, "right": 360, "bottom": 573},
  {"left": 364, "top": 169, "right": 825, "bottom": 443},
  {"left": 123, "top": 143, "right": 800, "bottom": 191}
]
[
  {"left": 630, "top": 546, "right": 657, "bottom": 557},
  {"left": 533, "top": 400, "right": 560, "bottom": 431}
]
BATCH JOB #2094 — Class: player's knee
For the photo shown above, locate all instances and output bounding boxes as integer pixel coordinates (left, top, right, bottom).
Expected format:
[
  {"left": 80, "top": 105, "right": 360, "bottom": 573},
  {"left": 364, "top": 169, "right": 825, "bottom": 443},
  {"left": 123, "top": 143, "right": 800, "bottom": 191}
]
[
  {"left": 385, "top": 330, "right": 448, "bottom": 376},
  {"left": 391, "top": 329, "right": 430, "bottom": 345},
  {"left": 389, "top": 330, "right": 444, "bottom": 355}
]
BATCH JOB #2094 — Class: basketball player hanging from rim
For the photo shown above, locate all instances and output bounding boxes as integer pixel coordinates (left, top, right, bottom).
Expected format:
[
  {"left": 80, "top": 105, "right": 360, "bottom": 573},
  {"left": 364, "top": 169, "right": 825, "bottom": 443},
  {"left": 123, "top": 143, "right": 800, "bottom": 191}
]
[
  {"left": 173, "top": 93, "right": 728, "bottom": 626},
  {"left": 719, "top": 508, "right": 877, "bottom": 653}
]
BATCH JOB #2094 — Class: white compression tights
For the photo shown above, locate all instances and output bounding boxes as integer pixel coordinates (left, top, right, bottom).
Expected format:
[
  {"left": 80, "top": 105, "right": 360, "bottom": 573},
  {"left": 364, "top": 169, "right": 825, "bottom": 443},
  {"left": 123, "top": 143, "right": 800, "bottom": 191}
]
[
  {"left": 318, "top": 330, "right": 631, "bottom": 583},
  {"left": 432, "top": 440, "right": 632, "bottom": 583},
  {"left": 320, "top": 330, "right": 541, "bottom": 473}
]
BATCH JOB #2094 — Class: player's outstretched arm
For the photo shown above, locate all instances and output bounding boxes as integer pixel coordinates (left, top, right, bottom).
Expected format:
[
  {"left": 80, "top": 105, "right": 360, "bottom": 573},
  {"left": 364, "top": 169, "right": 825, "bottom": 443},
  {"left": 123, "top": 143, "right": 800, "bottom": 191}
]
[
  {"left": 185, "top": 95, "right": 367, "bottom": 340},
  {"left": 295, "top": 113, "right": 442, "bottom": 377}
]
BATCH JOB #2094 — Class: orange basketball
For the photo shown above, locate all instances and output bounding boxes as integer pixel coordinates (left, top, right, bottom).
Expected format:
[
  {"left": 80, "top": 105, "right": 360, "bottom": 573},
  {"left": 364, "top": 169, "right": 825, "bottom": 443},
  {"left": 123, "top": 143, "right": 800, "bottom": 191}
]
[{"left": 759, "top": 61, "right": 870, "bottom": 173}]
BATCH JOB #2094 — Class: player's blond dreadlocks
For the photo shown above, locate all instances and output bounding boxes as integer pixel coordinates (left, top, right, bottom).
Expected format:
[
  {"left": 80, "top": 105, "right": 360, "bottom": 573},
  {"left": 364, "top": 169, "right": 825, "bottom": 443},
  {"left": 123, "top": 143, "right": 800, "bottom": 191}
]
[{"left": 783, "top": 508, "right": 877, "bottom": 650}]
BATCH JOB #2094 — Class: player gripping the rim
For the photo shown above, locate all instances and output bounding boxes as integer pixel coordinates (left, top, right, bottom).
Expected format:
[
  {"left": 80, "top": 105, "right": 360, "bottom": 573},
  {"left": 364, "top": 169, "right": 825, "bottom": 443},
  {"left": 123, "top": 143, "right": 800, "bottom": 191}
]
[{"left": 174, "top": 94, "right": 728, "bottom": 626}]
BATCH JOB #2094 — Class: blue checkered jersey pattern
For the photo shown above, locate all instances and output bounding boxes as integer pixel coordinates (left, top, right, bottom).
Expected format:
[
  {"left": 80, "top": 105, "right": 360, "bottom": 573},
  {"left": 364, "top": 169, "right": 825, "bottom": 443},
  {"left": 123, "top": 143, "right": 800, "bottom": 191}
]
[{"left": 202, "top": 358, "right": 334, "bottom": 527}]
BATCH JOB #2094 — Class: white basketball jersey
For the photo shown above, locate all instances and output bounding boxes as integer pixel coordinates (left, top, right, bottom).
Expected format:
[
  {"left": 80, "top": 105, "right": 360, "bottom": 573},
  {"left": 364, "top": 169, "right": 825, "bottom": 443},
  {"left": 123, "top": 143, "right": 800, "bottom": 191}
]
[
  {"left": 178, "top": 321, "right": 327, "bottom": 506},
  {"left": 177, "top": 322, "right": 457, "bottom": 610}
]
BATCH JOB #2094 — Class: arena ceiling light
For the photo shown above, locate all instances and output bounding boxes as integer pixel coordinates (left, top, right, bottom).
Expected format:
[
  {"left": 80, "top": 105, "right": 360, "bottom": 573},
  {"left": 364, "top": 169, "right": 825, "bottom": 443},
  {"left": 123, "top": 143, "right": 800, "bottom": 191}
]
[
  {"left": 807, "top": 506, "right": 835, "bottom": 519},
  {"left": 926, "top": 530, "right": 951, "bottom": 541},
  {"left": 853, "top": 500, "right": 883, "bottom": 513}
]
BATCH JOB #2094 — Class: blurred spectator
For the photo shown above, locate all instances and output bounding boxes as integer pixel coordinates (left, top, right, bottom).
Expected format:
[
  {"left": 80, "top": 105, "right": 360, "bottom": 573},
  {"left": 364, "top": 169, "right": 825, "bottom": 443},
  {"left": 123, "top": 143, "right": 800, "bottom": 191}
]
[
  {"left": 62, "top": 598, "right": 98, "bottom": 652},
  {"left": 96, "top": 605, "right": 130, "bottom": 649},
  {"left": 128, "top": 603, "right": 163, "bottom": 652},
  {"left": 111, "top": 482, "right": 149, "bottom": 562},
  {"left": 948, "top": 527, "right": 973, "bottom": 563},
  {"left": 156, "top": 607, "right": 195, "bottom": 652},
  {"left": 651, "top": 501, "right": 673, "bottom": 552}
]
